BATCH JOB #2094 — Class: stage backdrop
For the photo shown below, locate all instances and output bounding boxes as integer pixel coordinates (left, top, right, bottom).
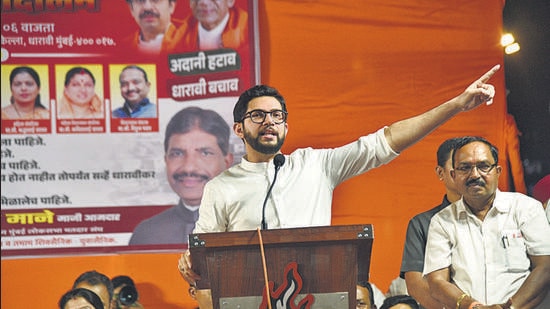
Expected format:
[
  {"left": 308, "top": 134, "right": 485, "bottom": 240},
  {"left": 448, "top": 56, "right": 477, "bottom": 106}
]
[{"left": 2, "top": 0, "right": 513, "bottom": 308}]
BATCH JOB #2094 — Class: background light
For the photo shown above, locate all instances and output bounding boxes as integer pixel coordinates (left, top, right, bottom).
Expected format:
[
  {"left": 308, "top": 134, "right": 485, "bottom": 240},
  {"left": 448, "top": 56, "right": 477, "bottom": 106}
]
[
  {"left": 505, "top": 42, "right": 521, "bottom": 54},
  {"left": 501, "top": 33, "right": 520, "bottom": 55},
  {"left": 501, "top": 33, "right": 515, "bottom": 46}
]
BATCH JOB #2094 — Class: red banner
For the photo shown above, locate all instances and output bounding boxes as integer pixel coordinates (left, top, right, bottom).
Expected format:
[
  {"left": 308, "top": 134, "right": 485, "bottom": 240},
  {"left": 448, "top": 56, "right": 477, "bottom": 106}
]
[{"left": 1, "top": 0, "right": 259, "bottom": 257}]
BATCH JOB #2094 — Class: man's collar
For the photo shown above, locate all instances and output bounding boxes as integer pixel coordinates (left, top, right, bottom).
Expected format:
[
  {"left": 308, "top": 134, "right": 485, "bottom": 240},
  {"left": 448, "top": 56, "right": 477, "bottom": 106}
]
[{"left": 124, "top": 97, "right": 151, "bottom": 111}]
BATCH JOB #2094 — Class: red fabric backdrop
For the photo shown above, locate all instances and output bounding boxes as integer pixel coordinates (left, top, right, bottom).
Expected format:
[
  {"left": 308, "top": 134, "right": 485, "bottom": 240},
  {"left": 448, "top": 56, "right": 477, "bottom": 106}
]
[{"left": 1, "top": 0, "right": 512, "bottom": 307}]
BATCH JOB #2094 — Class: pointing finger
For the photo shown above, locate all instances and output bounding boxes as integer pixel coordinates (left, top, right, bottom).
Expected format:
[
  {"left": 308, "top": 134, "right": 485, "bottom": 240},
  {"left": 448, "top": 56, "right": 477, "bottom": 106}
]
[{"left": 477, "top": 64, "right": 501, "bottom": 83}]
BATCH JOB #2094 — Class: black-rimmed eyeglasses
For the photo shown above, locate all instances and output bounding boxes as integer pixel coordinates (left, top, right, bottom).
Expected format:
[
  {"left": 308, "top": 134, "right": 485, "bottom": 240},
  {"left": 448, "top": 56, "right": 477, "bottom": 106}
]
[
  {"left": 454, "top": 163, "right": 497, "bottom": 175},
  {"left": 241, "top": 109, "right": 287, "bottom": 124}
]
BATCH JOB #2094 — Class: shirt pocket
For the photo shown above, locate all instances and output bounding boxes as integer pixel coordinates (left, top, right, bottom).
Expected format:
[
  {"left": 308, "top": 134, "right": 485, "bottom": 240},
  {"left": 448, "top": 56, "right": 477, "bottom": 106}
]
[{"left": 501, "top": 229, "right": 529, "bottom": 272}]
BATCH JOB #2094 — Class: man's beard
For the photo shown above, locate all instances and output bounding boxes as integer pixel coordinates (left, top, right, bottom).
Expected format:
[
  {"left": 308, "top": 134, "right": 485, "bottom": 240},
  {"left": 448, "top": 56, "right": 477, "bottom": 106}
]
[{"left": 243, "top": 126, "right": 285, "bottom": 155}]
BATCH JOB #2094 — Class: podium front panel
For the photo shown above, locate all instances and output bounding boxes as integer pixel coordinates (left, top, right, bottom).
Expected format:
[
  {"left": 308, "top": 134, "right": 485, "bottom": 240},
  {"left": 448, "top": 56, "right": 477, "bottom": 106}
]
[{"left": 189, "top": 224, "right": 373, "bottom": 309}]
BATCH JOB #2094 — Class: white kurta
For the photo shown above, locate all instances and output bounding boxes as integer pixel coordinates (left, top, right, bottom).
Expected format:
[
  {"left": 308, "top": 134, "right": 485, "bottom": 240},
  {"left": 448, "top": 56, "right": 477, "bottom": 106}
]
[{"left": 194, "top": 127, "right": 398, "bottom": 233}]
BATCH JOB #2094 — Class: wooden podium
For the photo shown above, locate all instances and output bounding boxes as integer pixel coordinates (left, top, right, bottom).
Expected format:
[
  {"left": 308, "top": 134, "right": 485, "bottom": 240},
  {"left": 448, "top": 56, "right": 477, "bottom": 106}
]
[{"left": 189, "top": 224, "right": 374, "bottom": 309}]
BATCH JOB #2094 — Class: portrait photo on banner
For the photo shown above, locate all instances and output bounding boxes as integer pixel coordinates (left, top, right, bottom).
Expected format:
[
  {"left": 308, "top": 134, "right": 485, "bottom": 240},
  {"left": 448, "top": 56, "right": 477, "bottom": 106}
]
[{"left": 1, "top": 64, "right": 50, "bottom": 120}]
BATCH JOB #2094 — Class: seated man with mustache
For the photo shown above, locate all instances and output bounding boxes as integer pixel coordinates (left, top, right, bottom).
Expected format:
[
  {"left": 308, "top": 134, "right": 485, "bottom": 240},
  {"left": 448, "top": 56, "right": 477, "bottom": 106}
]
[{"left": 129, "top": 106, "right": 234, "bottom": 245}]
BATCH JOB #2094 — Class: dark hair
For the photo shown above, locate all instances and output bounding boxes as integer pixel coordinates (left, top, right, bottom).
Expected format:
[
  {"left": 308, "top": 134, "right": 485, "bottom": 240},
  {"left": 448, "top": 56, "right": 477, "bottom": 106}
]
[
  {"left": 112, "top": 275, "right": 135, "bottom": 289},
  {"left": 64, "top": 66, "right": 95, "bottom": 86},
  {"left": 233, "top": 85, "right": 287, "bottom": 123},
  {"left": 73, "top": 270, "right": 114, "bottom": 301},
  {"left": 436, "top": 137, "right": 461, "bottom": 167},
  {"left": 58, "top": 288, "right": 104, "bottom": 309},
  {"left": 9, "top": 66, "right": 47, "bottom": 109},
  {"left": 357, "top": 281, "right": 375, "bottom": 308},
  {"left": 164, "top": 106, "right": 231, "bottom": 155},
  {"left": 451, "top": 136, "right": 499, "bottom": 168},
  {"left": 119, "top": 65, "right": 148, "bottom": 83},
  {"left": 380, "top": 295, "right": 420, "bottom": 309}
]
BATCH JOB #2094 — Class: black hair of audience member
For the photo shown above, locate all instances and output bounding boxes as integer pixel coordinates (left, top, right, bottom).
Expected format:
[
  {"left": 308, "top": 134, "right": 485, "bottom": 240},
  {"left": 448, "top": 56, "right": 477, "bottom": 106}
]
[
  {"left": 59, "top": 288, "right": 104, "bottom": 309},
  {"left": 73, "top": 270, "right": 114, "bottom": 301},
  {"left": 357, "top": 280, "right": 376, "bottom": 308},
  {"left": 380, "top": 295, "right": 420, "bottom": 309}
]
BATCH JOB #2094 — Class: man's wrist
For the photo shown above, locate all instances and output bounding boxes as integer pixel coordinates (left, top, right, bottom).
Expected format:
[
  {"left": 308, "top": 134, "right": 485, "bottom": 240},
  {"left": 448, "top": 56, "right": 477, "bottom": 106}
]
[
  {"left": 467, "top": 301, "right": 482, "bottom": 309},
  {"left": 456, "top": 293, "right": 468, "bottom": 309}
]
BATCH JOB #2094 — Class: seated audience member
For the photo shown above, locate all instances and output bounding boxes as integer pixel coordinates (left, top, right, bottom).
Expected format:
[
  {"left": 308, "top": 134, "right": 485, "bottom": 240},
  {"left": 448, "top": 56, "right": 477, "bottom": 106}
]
[
  {"left": 111, "top": 275, "right": 144, "bottom": 309},
  {"left": 73, "top": 270, "right": 114, "bottom": 309},
  {"left": 59, "top": 288, "right": 104, "bottom": 309},
  {"left": 399, "top": 138, "right": 461, "bottom": 308},
  {"left": 380, "top": 295, "right": 420, "bottom": 309},
  {"left": 424, "top": 136, "right": 550, "bottom": 309},
  {"left": 357, "top": 281, "right": 378, "bottom": 309}
]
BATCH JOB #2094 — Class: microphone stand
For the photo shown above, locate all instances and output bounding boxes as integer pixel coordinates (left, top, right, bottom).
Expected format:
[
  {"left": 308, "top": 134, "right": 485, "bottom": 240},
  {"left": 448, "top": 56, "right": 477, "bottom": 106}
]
[{"left": 261, "top": 154, "right": 285, "bottom": 230}]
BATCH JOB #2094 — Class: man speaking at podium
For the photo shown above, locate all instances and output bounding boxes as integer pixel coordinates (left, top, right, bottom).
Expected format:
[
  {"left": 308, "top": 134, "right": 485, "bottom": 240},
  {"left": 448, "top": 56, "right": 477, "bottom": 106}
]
[{"left": 179, "top": 65, "right": 501, "bottom": 286}]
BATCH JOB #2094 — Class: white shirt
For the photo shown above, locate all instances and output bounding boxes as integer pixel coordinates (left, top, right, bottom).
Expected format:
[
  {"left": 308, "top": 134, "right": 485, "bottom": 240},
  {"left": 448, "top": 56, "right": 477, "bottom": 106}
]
[
  {"left": 424, "top": 190, "right": 550, "bottom": 306},
  {"left": 194, "top": 127, "right": 398, "bottom": 233},
  {"left": 198, "top": 13, "right": 229, "bottom": 50},
  {"left": 137, "top": 24, "right": 171, "bottom": 54},
  {"left": 371, "top": 283, "right": 387, "bottom": 308},
  {"left": 386, "top": 276, "right": 408, "bottom": 297},
  {"left": 138, "top": 33, "right": 164, "bottom": 54}
]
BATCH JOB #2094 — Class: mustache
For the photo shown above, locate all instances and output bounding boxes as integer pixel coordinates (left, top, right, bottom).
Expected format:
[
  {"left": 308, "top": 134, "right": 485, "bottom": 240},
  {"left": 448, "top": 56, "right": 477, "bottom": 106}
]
[
  {"left": 466, "top": 178, "right": 485, "bottom": 187},
  {"left": 173, "top": 172, "right": 209, "bottom": 182},
  {"left": 139, "top": 11, "right": 160, "bottom": 19},
  {"left": 260, "top": 126, "right": 277, "bottom": 135}
]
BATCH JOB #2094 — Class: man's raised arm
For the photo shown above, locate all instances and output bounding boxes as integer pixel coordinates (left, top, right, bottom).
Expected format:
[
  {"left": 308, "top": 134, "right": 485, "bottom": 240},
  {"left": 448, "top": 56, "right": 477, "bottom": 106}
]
[{"left": 385, "top": 64, "right": 500, "bottom": 153}]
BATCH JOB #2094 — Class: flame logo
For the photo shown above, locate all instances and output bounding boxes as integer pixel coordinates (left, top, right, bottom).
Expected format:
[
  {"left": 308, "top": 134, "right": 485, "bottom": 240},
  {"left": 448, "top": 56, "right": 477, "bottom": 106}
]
[{"left": 259, "top": 262, "right": 315, "bottom": 309}]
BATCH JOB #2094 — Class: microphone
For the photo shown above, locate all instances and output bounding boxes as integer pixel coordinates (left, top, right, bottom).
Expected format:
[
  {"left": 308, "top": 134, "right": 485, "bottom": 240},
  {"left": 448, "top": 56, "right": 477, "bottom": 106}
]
[
  {"left": 273, "top": 153, "right": 286, "bottom": 171},
  {"left": 261, "top": 154, "right": 285, "bottom": 230}
]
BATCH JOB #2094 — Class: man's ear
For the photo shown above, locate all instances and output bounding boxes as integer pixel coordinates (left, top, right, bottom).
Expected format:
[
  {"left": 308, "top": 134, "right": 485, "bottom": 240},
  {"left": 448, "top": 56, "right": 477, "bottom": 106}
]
[
  {"left": 233, "top": 122, "right": 243, "bottom": 138},
  {"left": 169, "top": 0, "right": 176, "bottom": 14},
  {"left": 435, "top": 165, "right": 444, "bottom": 180}
]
